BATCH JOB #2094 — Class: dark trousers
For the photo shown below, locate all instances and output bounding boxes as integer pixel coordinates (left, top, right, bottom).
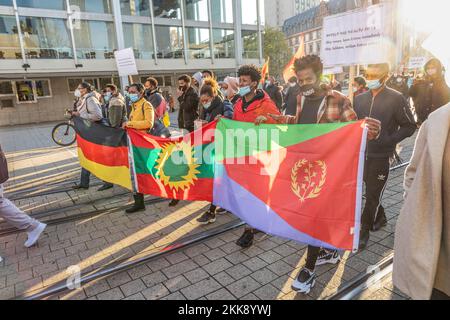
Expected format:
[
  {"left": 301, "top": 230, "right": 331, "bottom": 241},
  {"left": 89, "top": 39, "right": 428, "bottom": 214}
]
[
  {"left": 305, "top": 246, "right": 321, "bottom": 271},
  {"left": 431, "top": 289, "right": 450, "bottom": 300},
  {"left": 361, "top": 157, "right": 390, "bottom": 232},
  {"left": 80, "top": 168, "right": 90, "bottom": 187}
]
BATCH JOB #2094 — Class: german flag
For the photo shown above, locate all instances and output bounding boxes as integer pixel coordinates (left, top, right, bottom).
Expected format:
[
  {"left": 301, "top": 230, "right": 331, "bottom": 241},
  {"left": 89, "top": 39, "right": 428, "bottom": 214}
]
[{"left": 74, "top": 117, "right": 132, "bottom": 190}]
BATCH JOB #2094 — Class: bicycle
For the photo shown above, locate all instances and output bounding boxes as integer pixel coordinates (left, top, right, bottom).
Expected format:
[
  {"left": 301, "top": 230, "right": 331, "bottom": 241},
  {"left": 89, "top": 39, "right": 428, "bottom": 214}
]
[{"left": 51, "top": 110, "right": 76, "bottom": 147}]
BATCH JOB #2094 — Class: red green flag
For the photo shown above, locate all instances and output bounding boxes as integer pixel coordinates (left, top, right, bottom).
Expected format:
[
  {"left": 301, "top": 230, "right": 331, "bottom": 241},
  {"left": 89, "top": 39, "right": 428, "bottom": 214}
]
[
  {"left": 127, "top": 121, "right": 217, "bottom": 202},
  {"left": 213, "top": 119, "right": 367, "bottom": 251}
]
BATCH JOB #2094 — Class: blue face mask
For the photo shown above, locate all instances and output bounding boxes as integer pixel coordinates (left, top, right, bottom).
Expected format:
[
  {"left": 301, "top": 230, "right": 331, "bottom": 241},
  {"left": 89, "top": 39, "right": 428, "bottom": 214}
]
[
  {"left": 367, "top": 79, "right": 383, "bottom": 90},
  {"left": 239, "top": 86, "right": 251, "bottom": 97},
  {"left": 129, "top": 94, "right": 140, "bottom": 103}
]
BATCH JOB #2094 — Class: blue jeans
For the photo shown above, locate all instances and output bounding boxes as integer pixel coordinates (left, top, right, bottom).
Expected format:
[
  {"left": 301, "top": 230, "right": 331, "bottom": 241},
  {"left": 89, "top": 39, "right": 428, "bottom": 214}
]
[{"left": 80, "top": 168, "right": 91, "bottom": 187}]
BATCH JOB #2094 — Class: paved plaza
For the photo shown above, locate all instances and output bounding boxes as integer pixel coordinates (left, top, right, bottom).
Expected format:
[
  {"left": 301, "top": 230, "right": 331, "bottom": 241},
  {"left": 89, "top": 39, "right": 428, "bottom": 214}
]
[{"left": 0, "top": 120, "right": 415, "bottom": 300}]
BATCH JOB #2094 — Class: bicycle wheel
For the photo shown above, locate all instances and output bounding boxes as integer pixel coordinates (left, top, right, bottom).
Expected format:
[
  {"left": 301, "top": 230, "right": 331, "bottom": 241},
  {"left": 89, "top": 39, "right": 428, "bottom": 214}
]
[{"left": 52, "top": 123, "right": 77, "bottom": 147}]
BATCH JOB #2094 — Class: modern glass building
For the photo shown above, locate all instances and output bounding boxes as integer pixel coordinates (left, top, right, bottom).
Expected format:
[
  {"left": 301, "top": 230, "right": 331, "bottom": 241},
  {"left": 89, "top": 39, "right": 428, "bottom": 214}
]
[{"left": 0, "top": 0, "right": 264, "bottom": 125}]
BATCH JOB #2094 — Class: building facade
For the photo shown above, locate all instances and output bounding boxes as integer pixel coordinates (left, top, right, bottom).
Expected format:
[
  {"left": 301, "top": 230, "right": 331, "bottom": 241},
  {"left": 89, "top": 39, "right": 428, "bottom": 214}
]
[
  {"left": 283, "top": 0, "right": 382, "bottom": 55},
  {"left": 0, "top": 0, "right": 264, "bottom": 126},
  {"left": 264, "top": 0, "right": 320, "bottom": 29}
]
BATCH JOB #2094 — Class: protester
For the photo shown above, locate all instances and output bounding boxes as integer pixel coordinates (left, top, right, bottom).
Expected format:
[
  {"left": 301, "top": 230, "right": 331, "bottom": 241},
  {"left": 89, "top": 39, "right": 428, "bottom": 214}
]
[
  {"left": 232, "top": 64, "right": 282, "bottom": 248},
  {"left": 263, "top": 76, "right": 283, "bottom": 111},
  {"left": 122, "top": 83, "right": 155, "bottom": 214},
  {"left": 283, "top": 76, "right": 301, "bottom": 116},
  {"left": 0, "top": 144, "right": 47, "bottom": 248},
  {"left": 96, "top": 84, "right": 128, "bottom": 192},
  {"left": 409, "top": 58, "right": 450, "bottom": 124},
  {"left": 72, "top": 82, "right": 104, "bottom": 190},
  {"left": 144, "top": 77, "right": 170, "bottom": 127},
  {"left": 267, "top": 55, "right": 381, "bottom": 294},
  {"left": 177, "top": 75, "right": 200, "bottom": 134},
  {"left": 353, "top": 76, "right": 368, "bottom": 97},
  {"left": 222, "top": 76, "right": 240, "bottom": 105},
  {"left": 331, "top": 78, "right": 342, "bottom": 92},
  {"left": 196, "top": 79, "right": 233, "bottom": 225},
  {"left": 393, "top": 103, "right": 450, "bottom": 300},
  {"left": 202, "top": 70, "right": 215, "bottom": 80},
  {"left": 192, "top": 72, "right": 203, "bottom": 94},
  {"left": 354, "top": 63, "right": 416, "bottom": 250},
  {"left": 387, "top": 72, "right": 410, "bottom": 98}
]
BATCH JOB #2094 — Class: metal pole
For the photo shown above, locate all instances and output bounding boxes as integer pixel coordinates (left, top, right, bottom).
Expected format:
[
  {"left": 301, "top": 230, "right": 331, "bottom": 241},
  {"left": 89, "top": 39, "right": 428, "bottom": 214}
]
[
  {"left": 207, "top": 0, "right": 215, "bottom": 64},
  {"left": 234, "top": 0, "right": 243, "bottom": 66},
  {"left": 180, "top": 0, "right": 189, "bottom": 65},
  {"left": 111, "top": 0, "right": 129, "bottom": 90},
  {"left": 11, "top": 0, "right": 28, "bottom": 67},
  {"left": 256, "top": 0, "right": 263, "bottom": 64},
  {"left": 65, "top": 0, "right": 80, "bottom": 67},
  {"left": 148, "top": 0, "right": 158, "bottom": 65}
]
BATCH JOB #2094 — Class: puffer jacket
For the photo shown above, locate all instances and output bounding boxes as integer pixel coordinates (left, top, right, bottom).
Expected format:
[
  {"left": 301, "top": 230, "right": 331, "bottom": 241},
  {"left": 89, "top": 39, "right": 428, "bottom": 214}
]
[
  {"left": 233, "top": 90, "right": 281, "bottom": 124},
  {"left": 128, "top": 97, "right": 155, "bottom": 132},
  {"left": 145, "top": 88, "right": 167, "bottom": 119},
  {"left": 199, "top": 96, "right": 233, "bottom": 123},
  {"left": 76, "top": 92, "right": 103, "bottom": 122}
]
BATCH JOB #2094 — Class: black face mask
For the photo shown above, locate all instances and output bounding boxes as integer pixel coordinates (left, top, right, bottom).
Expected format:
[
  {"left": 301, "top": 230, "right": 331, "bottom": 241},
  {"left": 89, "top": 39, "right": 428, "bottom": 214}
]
[{"left": 300, "top": 83, "right": 319, "bottom": 97}]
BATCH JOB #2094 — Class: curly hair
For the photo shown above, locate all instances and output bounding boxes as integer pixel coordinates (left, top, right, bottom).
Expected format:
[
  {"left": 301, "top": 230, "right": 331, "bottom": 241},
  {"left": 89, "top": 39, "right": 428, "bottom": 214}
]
[
  {"left": 293, "top": 55, "right": 323, "bottom": 78},
  {"left": 238, "top": 64, "right": 262, "bottom": 83},
  {"left": 200, "top": 78, "right": 219, "bottom": 97}
]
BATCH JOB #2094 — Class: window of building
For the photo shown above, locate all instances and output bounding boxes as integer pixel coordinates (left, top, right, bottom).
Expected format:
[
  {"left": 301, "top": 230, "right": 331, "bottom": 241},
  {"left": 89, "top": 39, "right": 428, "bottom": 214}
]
[
  {"left": 70, "top": 0, "right": 112, "bottom": 14},
  {"left": 155, "top": 25, "right": 183, "bottom": 59},
  {"left": 15, "top": 80, "right": 36, "bottom": 103},
  {"left": 186, "top": 27, "right": 210, "bottom": 59},
  {"left": 0, "top": 99, "right": 14, "bottom": 109},
  {"left": 19, "top": 16, "right": 73, "bottom": 59},
  {"left": 0, "top": 81, "right": 13, "bottom": 95},
  {"left": 0, "top": 0, "right": 13, "bottom": 6},
  {"left": 16, "top": 0, "right": 65, "bottom": 10},
  {"left": 164, "top": 76, "right": 172, "bottom": 87},
  {"left": 242, "top": 30, "right": 258, "bottom": 59},
  {"left": 68, "top": 78, "right": 83, "bottom": 92},
  {"left": 120, "top": 0, "right": 149, "bottom": 16},
  {"left": 241, "top": 0, "right": 257, "bottom": 25},
  {"left": 212, "top": 29, "right": 234, "bottom": 59},
  {"left": 123, "top": 23, "right": 154, "bottom": 59},
  {"left": 35, "top": 79, "right": 51, "bottom": 97},
  {"left": 83, "top": 78, "right": 100, "bottom": 90},
  {"left": 0, "top": 15, "right": 21, "bottom": 60},
  {"left": 73, "top": 20, "right": 116, "bottom": 59},
  {"left": 153, "top": 0, "right": 181, "bottom": 19},
  {"left": 210, "top": 0, "right": 233, "bottom": 23},
  {"left": 184, "top": 0, "right": 208, "bottom": 22}
]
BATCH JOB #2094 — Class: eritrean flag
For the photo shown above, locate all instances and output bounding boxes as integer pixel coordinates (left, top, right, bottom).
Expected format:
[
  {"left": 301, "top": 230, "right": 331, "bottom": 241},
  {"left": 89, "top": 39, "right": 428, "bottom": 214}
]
[
  {"left": 213, "top": 119, "right": 367, "bottom": 251},
  {"left": 73, "top": 117, "right": 132, "bottom": 190},
  {"left": 127, "top": 121, "right": 217, "bottom": 202}
]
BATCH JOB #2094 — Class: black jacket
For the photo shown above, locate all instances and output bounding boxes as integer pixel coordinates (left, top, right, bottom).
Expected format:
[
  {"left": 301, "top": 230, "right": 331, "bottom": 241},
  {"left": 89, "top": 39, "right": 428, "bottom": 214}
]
[
  {"left": 284, "top": 84, "right": 301, "bottom": 116},
  {"left": 409, "top": 78, "right": 450, "bottom": 123},
  {"left": 263, "top": 84, "right": 283, "bottom": 110},
  {"left": 354, "top": 87, "right": 416, "bottom": 159},
  {"left": 178, "top": 86, "right": 199, "bottom": 131},
  {"left": 387, "top": 76, "right": 410, "bottom": 98},
  {"left": 0, "top": 144, "right": 8, "bottom": 184},
  {"left": 199, "top": 96, "right": 234, "bottom": 123}
]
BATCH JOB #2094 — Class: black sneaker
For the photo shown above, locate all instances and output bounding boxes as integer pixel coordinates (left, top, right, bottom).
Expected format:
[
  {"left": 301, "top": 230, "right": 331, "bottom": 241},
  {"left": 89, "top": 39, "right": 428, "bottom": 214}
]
[
  {"left": 316, "top": 249, "right": 341, "bottom": 267},
  {"left": 372, "top": 211, "right": 387, "bottom": 231},
  {"left": 72, "top": 184, "right": 89, "bottom": 190},
  {"left": 97, "top": 183, "right": 113, "bottom": 192},
  {"left": 292, "top": 268, "right": 317, "bottom": 294},
  {"left": 359, "top": 229, "right": 370, "bottom": 251},
  {"left": 169, "top": 200, "right": 180, "bottom": 207},
  {"left": 236, "top": 230, "right": 254, "bottom": 248},
  {"left": 197, "top": 211, "right": 216, "bottom": 225},
  {"left": 216, "top": 208, "right": 227, "bottom": 214}
]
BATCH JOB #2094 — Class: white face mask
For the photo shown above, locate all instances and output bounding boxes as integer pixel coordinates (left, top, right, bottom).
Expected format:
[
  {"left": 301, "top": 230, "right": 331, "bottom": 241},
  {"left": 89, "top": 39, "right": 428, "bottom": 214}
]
[
  {"left": 74, "top": 89, "right": 81, "bottom": 98},
  {"left": 289, "top": 82, "right": 297, "bottom": 88}
]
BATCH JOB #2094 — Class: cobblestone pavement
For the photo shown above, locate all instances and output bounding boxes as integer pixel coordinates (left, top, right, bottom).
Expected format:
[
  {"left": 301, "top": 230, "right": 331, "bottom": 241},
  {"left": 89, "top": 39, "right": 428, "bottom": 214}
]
[{"left": 0, "top": 121, "right": 416, "bottom": 300}]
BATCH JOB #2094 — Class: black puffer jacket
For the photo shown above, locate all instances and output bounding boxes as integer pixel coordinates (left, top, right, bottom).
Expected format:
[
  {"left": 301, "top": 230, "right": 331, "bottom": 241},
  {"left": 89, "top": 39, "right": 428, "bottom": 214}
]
[
  {"left": 0, "top": 144, "right": 9, "bottom": 184},
  {"left": 284, "top": 84, "right": 301, "bottom": 116}
]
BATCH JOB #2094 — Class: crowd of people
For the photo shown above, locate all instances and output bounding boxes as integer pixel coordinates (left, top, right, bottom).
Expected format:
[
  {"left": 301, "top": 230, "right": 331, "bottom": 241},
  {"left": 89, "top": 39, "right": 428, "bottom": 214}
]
[{"left": 0, "top": 55, "right": 449, "bottom": 300}]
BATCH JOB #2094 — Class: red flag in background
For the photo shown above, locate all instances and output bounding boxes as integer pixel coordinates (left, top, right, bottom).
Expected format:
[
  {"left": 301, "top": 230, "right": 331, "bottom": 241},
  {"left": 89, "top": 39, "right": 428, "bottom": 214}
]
[
  {"left": 260, "top": 57, "right": 270, "bottom": 83},
  {"left": 283, "top": 36, "right": 305, "bottom": 83}
]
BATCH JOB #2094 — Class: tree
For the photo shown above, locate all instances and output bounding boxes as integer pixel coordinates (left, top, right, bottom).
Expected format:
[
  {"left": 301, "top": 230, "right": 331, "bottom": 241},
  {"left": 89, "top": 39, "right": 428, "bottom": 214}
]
[{"left": 263, "top": 27, "right": 291, "bottom": 81}]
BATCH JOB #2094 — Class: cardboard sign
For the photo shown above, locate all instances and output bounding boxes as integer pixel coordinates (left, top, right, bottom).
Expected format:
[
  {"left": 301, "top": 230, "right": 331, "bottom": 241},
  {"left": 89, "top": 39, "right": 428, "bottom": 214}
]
[{"left": 114, "top": 48, "right": 138, "bottom": 77}]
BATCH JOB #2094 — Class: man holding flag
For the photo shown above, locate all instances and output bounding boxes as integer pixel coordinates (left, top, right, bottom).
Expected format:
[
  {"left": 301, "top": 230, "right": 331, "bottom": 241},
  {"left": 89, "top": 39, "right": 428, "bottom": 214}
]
[{"left": 267, "top": 55, "right": 381, "bottom": 294}]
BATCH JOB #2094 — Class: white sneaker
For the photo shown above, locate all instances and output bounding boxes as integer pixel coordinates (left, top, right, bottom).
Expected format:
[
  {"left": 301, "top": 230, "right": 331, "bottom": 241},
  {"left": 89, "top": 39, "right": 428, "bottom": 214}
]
[{"left": 25, "top": 223, "right": 47, "bottom": 248}]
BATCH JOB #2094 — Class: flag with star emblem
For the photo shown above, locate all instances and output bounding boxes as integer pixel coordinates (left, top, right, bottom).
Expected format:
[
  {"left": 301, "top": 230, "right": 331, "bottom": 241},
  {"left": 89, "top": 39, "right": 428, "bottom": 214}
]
[
  {"left": 213, "top": 119, "right": 367, "bottom": 251},
  {"left": 127, "top": 121, "right": 217, "bottom": 202}
]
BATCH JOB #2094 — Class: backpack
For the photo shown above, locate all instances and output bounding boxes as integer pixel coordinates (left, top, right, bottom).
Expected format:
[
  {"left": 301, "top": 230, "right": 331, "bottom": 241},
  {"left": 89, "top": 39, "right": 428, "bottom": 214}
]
[{"left": 140, "top": 102, "right": 171, "bottom": 138}]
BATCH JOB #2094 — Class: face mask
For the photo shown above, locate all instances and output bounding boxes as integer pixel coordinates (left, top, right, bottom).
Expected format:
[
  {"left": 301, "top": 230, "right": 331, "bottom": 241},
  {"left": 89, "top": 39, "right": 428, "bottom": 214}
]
[
  {"left": 221, "top": 88, "right": 228, "bottom": 97},
  {"left": 289, "top": 82, "right": 297, "bottom": 88},
  {"left": 129, "top": 94, "right": 140, "bottom": 103},
  {"left": 367, "top": 79, "right": 383, "bottom": 90},
  {"left": 299, "top": 84, "right": 316, "bottom": 97},
  {"left": 203, "top": 101, "right": 212, "bottom": 109},
  {"left": 74, "top": 89, "right": 81, "bottom": 98},
  {"left": 104, "top": 95, "right": 111, "bottom": 103},
  {"left": 239, "top": 86, "right": 251, "bottom": 97}
]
